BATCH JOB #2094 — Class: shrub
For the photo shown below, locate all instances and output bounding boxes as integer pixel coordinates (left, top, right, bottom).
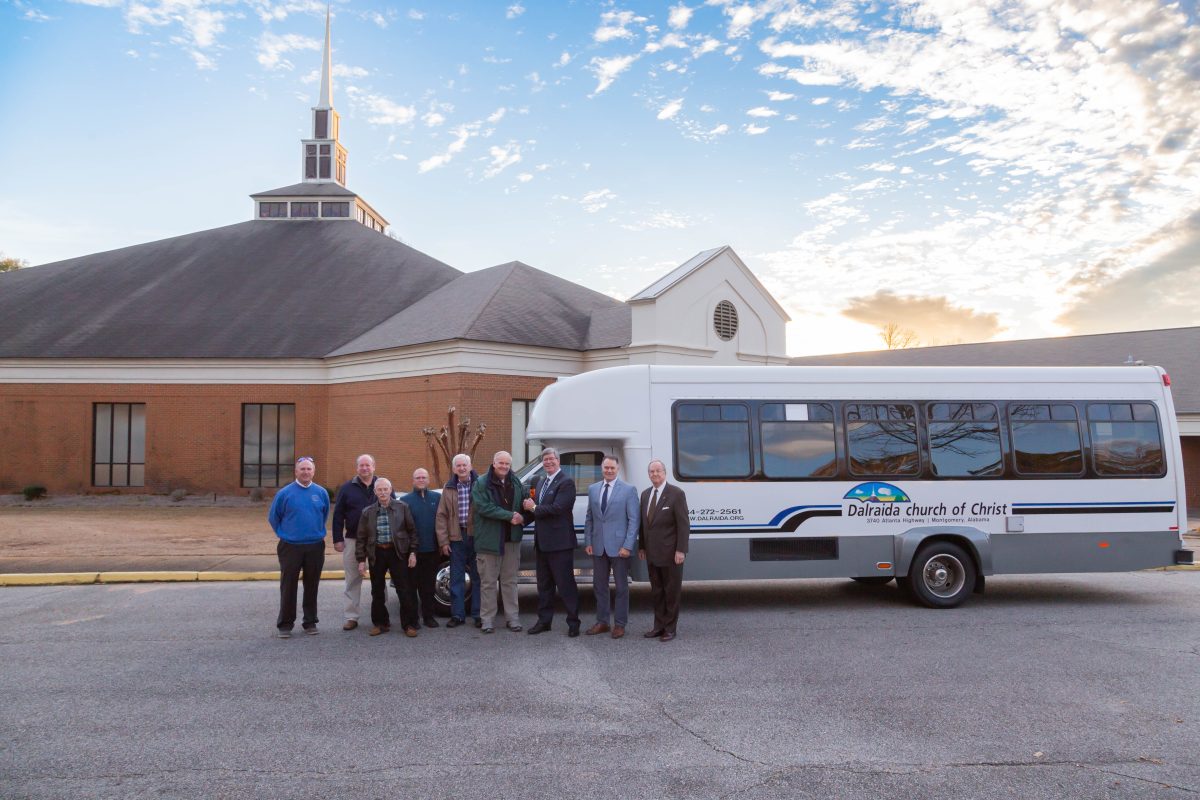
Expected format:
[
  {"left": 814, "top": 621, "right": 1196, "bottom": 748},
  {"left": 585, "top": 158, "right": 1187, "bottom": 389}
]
[
  {"left": 22, "top": 485, "right": 47, "bottom": 501},
  {"left": 170, "top": 488, "right": 188, "bottom": 502}
]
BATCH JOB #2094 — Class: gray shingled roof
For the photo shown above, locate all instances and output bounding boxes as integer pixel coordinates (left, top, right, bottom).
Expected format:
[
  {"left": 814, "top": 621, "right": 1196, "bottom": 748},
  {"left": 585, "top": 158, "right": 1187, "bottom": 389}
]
[
  {"left": 328, "top": 261, "right": 631, "bottom": 356},
  {"left": 251, "top": 182, "right": 357, "bottom": 197},
  {"left": 790, "top": 327, "right": 1200, "bottom": 413},
  {"left": 0, "top": 221, "right": 461, "bottom": 358}
]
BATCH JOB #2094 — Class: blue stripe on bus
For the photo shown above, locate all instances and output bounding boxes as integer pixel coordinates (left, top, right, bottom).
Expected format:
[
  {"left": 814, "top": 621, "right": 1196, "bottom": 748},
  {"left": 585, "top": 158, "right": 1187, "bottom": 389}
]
[{"left": 768, "top": 505, "right": 842, "bottom": 527}]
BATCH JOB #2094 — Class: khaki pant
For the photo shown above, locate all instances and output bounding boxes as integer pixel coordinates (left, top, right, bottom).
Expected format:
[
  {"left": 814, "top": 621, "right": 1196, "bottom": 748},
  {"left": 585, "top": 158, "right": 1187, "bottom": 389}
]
[
  {"left": 341, "top": 539, "right": 363, "bottom": 621},
  {"left": 477, "top": 547, "right": 519, "bottom": 628}
]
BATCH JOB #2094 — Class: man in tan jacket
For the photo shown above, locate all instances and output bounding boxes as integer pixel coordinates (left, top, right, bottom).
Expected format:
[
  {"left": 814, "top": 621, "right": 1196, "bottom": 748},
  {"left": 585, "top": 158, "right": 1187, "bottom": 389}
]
[{"left": 434, "top": 454, "right": 481, "bottom": 628}]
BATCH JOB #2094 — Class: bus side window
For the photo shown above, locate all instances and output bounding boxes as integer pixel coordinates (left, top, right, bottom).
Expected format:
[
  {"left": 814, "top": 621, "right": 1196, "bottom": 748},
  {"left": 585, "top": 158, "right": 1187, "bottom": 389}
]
[
  {"left": 560, "top": 451, "right": 605, "bottom": 495},
  {"left": 674, "top": 402, "right": 752, "bottom": 479},
  {"left": 1009, "top": 403, "right": 1083, "bottom": 475},
  {"left": 845, "top": 403, "right": 919, "bottom": 476},
  {"left": 926, "top": 402, "right": 1003, "bottom": 478},
  {"left": 1087, "top": 403, "right": 1166, "bottom": 477},
  {"left": 760, "top": 402, "right": 837, "bottom": 479}
]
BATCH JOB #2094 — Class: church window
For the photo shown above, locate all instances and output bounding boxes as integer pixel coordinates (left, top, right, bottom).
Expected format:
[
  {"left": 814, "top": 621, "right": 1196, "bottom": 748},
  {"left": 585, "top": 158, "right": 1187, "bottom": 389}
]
[
  {"left": 305, "top": 144, "right": 317, "bottom": 180},
  {"left": 94, "top": 403, "right": 146, "bottom": 487},
  {"left": 290, "top": 202, "right": 318, "bottom": 218},
  {"left": 314, "top": 110, "right": 328, "bottom": 139},
  {"left": 321, "top": 202, "right": 349, "bottom": 218},
  {"left": 242, "top": 404, "right": 295, "bottom": 488},
  {"left": 259, "top": 202, "right": 287, "bottom": 218}
]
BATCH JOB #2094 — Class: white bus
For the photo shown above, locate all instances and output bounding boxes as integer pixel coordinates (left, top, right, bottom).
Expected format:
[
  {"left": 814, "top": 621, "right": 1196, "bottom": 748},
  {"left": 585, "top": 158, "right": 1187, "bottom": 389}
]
[{"left": 520, "top": 364, "right": 1193, "bottom": 608}]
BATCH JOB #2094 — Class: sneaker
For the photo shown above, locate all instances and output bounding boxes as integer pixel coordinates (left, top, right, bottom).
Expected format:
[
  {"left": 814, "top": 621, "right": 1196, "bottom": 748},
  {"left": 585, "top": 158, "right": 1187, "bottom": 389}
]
[
  {"left": 506, "top": 622, "right": 522, "bottom": 632},
  {"left": 481, "top": 626, "right": 495, "bottom": 634},
  {"left": 303, "top": 626, "right": 318, "bottom": 636},
  {"left": 423, "top": 617, "right": 440, "bottom": 629},
  {"left": 446, "top": 618, "right": 464, "bottom": 628},
  {"left": 274, "top": 628, "right": 292, "bottom": 639}
]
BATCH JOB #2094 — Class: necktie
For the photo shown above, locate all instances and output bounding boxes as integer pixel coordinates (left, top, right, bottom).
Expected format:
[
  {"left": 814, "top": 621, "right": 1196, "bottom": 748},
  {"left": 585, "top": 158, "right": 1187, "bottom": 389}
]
[
  {"left": 601, "top": 482, "right": 609, "bottom": 513},
  {"left": 648, "top": 488, "right": 658, "bottom": 523},
  {"left": 539, "top": 473, "right": 552, "bottom": 503}
]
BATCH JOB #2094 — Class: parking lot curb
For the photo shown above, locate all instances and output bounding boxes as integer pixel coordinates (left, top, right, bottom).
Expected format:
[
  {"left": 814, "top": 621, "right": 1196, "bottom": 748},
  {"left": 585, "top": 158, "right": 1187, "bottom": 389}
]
[{"left": 0, "top": 570, "right": 349, "bottom": 586}]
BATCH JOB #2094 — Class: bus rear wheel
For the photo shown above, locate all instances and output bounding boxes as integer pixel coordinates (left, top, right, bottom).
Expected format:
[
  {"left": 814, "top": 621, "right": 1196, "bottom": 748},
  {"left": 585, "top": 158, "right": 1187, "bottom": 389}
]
[{"left": 904, "top": 542, "right": 975, "bottom": 609}]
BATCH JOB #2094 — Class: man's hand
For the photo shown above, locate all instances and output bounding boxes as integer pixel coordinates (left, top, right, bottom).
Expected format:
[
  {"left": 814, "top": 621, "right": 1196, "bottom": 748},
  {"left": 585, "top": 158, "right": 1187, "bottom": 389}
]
[
  {"left": 357, "top": 561, "right": 367, "bottom": 576},
  {"left": 511, "top": 512, "right": 524, "bottom": 526},
  {"left": 638, "top": 549, "right": 646, "bottom": 561},
  {"left": 585, "top": 545, "right": 593, "bottom": 556},
  {"left": 334, "top": 541, "right": 345, "bottom": 553},
  {"left": 408, "top": 553, "right": 417, "bottom": 568},
  {"left": 441, "top": 544, "right": 451, "bottom": 557},
  {"left": 522, "top": 498, "right": 535, "bottom": 511},
  {"left": 674, "top": 551, "right": 685, "bottom": 565},
  {"left": 618, "top": 547, "right": 631, "bottom": 558}
]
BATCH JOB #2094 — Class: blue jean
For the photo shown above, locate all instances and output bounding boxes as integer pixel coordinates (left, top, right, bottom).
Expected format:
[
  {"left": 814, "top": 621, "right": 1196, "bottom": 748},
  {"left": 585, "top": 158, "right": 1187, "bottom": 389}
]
[{"left": 449, "top": 537, "right": 480, "bottom": 620}]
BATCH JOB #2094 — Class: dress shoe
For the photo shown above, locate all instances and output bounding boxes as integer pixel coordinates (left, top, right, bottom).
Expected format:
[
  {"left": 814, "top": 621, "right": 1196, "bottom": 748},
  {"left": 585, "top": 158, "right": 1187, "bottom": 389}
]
[
  {"left": 585, "top": 622, "right": 610, "bottom": 636},
  {"left": 474, "top": 617, "right": 483, "bottom": 629},
  {"left": 274, "top": 628, "right": 292, "bottom": 639},
  {"left": 481, "top": 626, "right": 495, "bottom": 634},
  {"left": 446, "top": 617, "right": 465, "bottom": 628},
  {"left": 342, "top": 620, "right": 358, "bottom": 631},
  {"left": 369, "top": 625, "right": 389, "bottom": 636},
  {"left": 660, "top": 631, "right": 676, "bottom": 642},
  {"left": 643, "top": 629, "right": 665, "bottom": 639},
  {"left": 506, "top": 621, "right": 523, "bottom": 632},
  {"left": 303, "top": 626, "right": 318, "bottom": 636},
  {"left": 527, "top": 622, "right": 551, "bottom": 635},
  {"left": 611, "top": 626, "right": 625, "bottom": 639},
  {"left": 423, "top": 617, "right": 440, "bottom": 629},
  {"left": 567, "top": 625, "right": 580, "bottom": 638},
  {"left": 404, "top": 627, "right": 419, "bottom": 638}
]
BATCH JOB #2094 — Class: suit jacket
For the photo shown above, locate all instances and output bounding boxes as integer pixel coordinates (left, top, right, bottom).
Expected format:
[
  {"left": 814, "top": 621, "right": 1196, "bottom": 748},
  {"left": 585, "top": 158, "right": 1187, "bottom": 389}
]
[
  {"left": 584, "top": 478, "right": 639, "bottom": 557},
  {"left": 638, "top": 482, "right": 690, "bottom": 567},
  {"left": 528, "top": 470, "right": 577, "bottom": 553}
]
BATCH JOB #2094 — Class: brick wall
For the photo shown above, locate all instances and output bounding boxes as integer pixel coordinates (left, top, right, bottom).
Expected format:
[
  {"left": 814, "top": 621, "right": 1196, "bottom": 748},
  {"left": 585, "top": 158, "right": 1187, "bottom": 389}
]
[{"left": 0, "top": 372, "right": 554, "bottom": 495}]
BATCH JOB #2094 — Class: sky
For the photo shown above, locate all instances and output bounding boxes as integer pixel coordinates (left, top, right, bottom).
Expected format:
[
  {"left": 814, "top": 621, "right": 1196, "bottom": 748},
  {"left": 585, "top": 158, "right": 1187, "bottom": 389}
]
[{"left": 1, "top": 0, "right": 1198, "bottom": 356}]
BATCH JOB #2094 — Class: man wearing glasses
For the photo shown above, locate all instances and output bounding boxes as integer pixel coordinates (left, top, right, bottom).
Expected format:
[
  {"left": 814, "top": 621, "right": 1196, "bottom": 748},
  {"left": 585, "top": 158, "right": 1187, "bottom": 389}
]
[{"left": 268, "top": 456, "right": 330, "bottom": 638}]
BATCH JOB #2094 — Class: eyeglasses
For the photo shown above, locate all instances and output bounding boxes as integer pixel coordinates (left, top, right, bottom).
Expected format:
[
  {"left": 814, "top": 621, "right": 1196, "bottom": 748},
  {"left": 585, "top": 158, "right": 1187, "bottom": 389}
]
[{"left": 295, "top": 457, "right": 315, "bottom": 465}]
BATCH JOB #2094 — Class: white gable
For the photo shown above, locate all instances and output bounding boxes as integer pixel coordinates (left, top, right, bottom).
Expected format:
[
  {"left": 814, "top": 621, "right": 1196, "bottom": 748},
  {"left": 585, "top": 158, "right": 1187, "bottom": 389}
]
[{"left": 625, "top": 246, "right": 789, "bottom": 365}]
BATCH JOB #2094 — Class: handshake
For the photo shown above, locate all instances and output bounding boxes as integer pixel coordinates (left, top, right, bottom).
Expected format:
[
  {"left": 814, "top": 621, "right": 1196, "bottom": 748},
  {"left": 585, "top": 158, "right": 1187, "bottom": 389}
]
[{"left": 510, "top": 511, "right": 525, "bottom": 526}]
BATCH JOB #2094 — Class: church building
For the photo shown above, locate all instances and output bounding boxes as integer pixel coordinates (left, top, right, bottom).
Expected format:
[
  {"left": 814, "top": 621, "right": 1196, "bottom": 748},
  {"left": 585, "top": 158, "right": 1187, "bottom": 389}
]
[{"left": 0, "top": 14, "right": 790, "bottom": 495}]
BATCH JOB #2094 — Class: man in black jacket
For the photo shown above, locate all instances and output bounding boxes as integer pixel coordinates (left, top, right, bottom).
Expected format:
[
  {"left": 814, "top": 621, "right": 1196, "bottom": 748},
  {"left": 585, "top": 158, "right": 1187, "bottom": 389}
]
[
  {"left": 522, "top": 447, "right": 581, "bottom": 637},
  {"left": 331, "top": 454, "right": 377, "bottom": 631},
  {"left": 356, "top": 478, "right": 420, "bottom": 637}
]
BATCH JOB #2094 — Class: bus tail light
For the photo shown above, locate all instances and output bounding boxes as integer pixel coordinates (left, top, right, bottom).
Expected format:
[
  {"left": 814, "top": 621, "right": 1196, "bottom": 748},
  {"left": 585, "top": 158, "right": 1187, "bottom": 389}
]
[
  {"left": 1163, "top": 373, "right": 1171, "bottom": 386},
  {"left": 1098, "top": 541, "right": 1110, "bottom": 548}
]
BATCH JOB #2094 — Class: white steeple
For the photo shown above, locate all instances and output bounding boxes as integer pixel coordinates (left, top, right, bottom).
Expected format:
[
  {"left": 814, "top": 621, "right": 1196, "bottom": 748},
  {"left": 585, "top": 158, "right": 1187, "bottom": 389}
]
[
  {"left": 317, "top": 7, "right": 333, "bottom": 109},
  {"left": 302, "top": 7, "right": 346, "bottom": 186}
]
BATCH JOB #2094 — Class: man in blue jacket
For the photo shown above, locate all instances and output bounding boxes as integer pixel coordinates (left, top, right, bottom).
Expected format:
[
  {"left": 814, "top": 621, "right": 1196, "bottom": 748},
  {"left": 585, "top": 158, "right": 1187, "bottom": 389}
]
[
  {"left": 400, "top": 468, "right": 442, "bottom": 628},
  {"left": 268, "top": 456, "right": 329, "bottom": 638},
  {"left": 522, "top": 447, "right": 580, "bottom": 637},
  {"left": 583, "top": 455, "right": 639, "bottom": 639}
]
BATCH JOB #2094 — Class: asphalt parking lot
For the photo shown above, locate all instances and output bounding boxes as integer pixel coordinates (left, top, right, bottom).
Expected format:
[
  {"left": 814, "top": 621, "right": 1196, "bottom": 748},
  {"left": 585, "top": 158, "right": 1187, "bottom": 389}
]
[{"left": 1, "top": 572, "right": 1198, "bottom": 799}]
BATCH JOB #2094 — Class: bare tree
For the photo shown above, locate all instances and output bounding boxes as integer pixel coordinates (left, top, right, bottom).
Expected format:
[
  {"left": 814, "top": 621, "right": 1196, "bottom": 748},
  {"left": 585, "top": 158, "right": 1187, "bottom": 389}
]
[
  {"left": 879, "top": 322, "right": 920, "bottom": 350},
  {"left": 0, "top": 253, "right": 27, "bottom": 273},
  {"left": 421, "top": 406, "right": 487, "bottom": 485}
]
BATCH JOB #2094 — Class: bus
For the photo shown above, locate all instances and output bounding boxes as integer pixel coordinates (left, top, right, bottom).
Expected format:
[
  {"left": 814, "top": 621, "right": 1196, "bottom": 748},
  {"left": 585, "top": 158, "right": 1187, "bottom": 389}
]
[{"left": 518, "top": 364, "right": 1193, "bottom": 608}]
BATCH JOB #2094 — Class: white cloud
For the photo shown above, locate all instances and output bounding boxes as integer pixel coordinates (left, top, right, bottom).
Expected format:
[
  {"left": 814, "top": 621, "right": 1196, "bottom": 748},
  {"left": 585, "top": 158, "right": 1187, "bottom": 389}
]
[
  {"left": 588, "top": 54, "right": 639, "bottom": 95},
  {"left": 517, "top": 173, "right": 533, "bottom": 183},
  {"left": 668, "top": 3, "right": 692, "bottom": 30},
  {"left": 408, "top": 9, "right": 424, "bottom": 20},
  {"left": 745, "top": 123, "right": 769, "bottom": 135},
  {"left": 256, "top": 32, "right": 319, "bottom": 71},
  {"left": 527, "top": 71, "right": 546, "bottom": 92},
  {"left": 580, "top": 189, "right": 616, "bottom": 213},
  {"left": 556, "top": 51, "right": 571, "bottom": 68},
  {"left": 657, "top": 98, "right": 684, "bottom": 120},
  {"left": 346, "top": 87, "right": 417, "bottom": 126},
  {"left": 766, "top": 90, "right": 794, "bottom": 101},
  {"left": 709, "top": 123, "right": 730, "bottom": 135},
  {"left": 423, "top": 111, "right": 445, "bottom": 127},
  {"left": 126, "top": 0, "right": 229, "bottom": 64},
  {"left": 506, "top": 3, "right": 524, "bottom": 18},
  {"left": 594, "top": 9, "right": 645, "bottom": 42},
  {"left": 485, "top": 141, "right": 522, "bottom": 178},
  {"left": 418, "top": 123, "right": 477, "bottom": 173},
  {"left": 811, "top": 96, "right": 830, "bottom": 105},
  {"left": 300, "top": 63, "right": 370, "bottom": 84},
  {"left": 746, "top": 106, "right": 778, "bottom": 118},
  {"left": 487, "top": 107, "right": 507, "bottom": 123},
  {"left": 692, "top": 37, "right": 720, "bottom": 57},
  {"left": 621, "top": 210, "right": 694, "bottom": 231}
]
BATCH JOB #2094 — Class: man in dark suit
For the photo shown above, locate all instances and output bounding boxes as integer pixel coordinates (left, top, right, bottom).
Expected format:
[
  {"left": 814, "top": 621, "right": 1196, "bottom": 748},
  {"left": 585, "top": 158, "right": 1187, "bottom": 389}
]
[
  {"left": 638, "top": 458, "right": 690, "bottom": 642},
  {"left": 522, "top": 447, "right": 581, "bottom": 637}
]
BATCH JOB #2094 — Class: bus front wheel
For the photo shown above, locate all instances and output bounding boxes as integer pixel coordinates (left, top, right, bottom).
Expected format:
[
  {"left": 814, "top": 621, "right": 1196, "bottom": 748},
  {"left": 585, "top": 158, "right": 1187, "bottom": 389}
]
[{"left": 904, "top": 542, "right": 975, "bottom": 609}]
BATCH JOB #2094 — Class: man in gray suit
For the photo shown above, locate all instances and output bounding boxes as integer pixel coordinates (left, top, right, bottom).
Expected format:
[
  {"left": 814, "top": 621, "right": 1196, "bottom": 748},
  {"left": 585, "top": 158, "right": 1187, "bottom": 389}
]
[{"left": 583, "top": 455, "right": 640, "bottom": 639}]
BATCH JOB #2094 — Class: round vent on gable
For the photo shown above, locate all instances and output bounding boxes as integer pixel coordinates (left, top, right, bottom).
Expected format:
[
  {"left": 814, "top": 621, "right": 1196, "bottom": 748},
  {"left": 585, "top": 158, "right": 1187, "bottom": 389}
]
[{"left": 713, "top": 300, "right": 739, "bottom": 341}]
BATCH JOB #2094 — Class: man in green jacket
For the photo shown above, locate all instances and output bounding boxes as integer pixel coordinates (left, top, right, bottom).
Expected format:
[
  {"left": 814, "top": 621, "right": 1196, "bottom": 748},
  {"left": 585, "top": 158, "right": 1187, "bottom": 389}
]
[{"left": 472, "top": 451, "right": 526, "bottom": 634}]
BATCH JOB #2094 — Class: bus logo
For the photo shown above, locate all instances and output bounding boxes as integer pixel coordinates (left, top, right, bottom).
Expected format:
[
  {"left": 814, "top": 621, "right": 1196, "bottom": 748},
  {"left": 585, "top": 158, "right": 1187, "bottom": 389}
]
[{"left": 844, "top": 482, "right": 910, "bottom": 503}]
